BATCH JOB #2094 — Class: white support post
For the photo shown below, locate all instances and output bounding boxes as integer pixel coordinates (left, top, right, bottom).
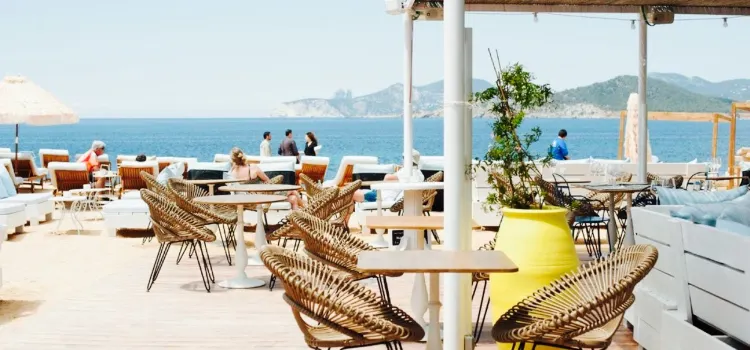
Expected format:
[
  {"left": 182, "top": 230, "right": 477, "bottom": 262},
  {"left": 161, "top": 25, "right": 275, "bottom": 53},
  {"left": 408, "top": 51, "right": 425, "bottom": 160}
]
[
  {"left": 637, "top": 17, "right": 648, "bottom": 183},
  {"left": 403, "top": 12, "right": 415, "bottom": 176},
  {"left": 461, "top": 26, "right": 474, "bottom": 336},
  {"left": 444, "top": 0, "right": 467, "bottom": 349}
]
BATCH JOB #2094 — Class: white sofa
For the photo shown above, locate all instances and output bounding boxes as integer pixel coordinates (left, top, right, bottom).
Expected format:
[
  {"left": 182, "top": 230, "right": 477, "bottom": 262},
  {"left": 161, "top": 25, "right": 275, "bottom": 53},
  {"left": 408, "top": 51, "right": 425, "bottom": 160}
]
[{"left": 631, "top": 206, "right": 750, "bottom": 349}]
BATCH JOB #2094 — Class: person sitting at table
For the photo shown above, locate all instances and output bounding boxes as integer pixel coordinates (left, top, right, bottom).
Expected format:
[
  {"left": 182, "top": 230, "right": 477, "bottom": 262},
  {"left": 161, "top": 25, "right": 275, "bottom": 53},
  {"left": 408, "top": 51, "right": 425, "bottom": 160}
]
[
  {"left": 77, "top": 140, "right": 107, "bottom": 188},
  {"left": 228, "top": 147, "right": 305, "bottom": 210},
  {"left": 353, "top": 149, "right": 424, "bottom": 203}
]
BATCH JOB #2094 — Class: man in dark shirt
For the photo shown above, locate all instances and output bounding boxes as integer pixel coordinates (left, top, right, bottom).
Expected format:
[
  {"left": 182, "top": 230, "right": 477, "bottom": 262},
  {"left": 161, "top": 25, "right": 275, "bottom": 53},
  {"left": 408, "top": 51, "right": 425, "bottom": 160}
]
[{"left": 278, "top": 129, "right": 300, "bottom": 163}]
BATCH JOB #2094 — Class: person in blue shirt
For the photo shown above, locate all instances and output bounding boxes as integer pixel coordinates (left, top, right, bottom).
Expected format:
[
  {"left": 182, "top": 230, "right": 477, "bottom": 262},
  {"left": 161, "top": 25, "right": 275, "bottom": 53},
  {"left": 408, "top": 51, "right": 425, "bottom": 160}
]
[{"left": 550, "top": 129, "right": 570, "bottom": 160}]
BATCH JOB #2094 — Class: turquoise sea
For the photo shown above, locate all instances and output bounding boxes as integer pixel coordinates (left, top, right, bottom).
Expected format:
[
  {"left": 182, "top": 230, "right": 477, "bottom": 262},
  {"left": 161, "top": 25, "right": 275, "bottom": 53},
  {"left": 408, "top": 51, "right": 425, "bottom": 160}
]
[{"left": 0, "top": 118, "right": 746, "bottom": 176}]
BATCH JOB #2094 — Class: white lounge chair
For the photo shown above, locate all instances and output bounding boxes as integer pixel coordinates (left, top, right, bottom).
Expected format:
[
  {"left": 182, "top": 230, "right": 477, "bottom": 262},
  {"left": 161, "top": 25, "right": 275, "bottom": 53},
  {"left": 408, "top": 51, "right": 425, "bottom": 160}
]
[
  {"left": 39, "top": 149, "right": 70, "bottom": 170},
  {"left": 323, "top": 156, "right": 378, "bottom": 187},
  {"left": 0, "top": 152, "right": 47, "bottom": 192},
  {"left": 156, "top": 156, "right": 197, "bottom": 175},
  {"left": 0, "top": 165, "right": 28, "bottom": 238},
  {"left": 48, "top": 162, "right": 89, "bottom": 194},
  {"left": 118, "top": 161, "right": 159, "bottom": 198},
  {"left": 0, "top": 165, "right": 53, "bottom": 226},
  {"left": 296, "top": 156, "right": 330, "bottom": 184},
  {"left": 116, "top": 154, "right": 156, "bottom": 167},
  {"left": 102, "top": 198, "right": 150, "bottom": 237}
]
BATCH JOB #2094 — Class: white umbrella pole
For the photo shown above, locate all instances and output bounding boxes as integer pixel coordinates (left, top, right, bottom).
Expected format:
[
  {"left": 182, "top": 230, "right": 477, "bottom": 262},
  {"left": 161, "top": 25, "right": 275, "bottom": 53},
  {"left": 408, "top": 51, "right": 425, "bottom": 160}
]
[
  {"left": 403, "top": 12, "right": 414, "bottom": 174},
  {"left": 637, "top": 17, "right": 648, "bottom": 183},
  {"left": 461, "top": 26, "right": 474, "bottom": 335},
  {"left": 444, "top": 0, "right": 469, "bottom": 348}
]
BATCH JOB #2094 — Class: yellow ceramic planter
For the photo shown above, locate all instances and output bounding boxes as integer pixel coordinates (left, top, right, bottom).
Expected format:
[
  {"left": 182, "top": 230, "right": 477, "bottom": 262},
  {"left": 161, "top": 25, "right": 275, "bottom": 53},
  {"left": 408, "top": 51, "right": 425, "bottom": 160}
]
[{"left": 490, "top": 206, "right": 579, "bottom": 350}]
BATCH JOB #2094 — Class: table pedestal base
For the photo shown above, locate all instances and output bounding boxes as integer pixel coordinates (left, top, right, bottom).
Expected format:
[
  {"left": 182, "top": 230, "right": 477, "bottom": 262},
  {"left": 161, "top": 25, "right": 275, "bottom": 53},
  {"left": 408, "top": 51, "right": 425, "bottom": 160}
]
[
  {"left": 218, "top": 275, "right": 265, "bottom": 289},
  {"left": 248, "top": 208, "right": 268, "bottom": 266},
  {"left": 370, "top": 229, "right": 389, "bottom": 248}
]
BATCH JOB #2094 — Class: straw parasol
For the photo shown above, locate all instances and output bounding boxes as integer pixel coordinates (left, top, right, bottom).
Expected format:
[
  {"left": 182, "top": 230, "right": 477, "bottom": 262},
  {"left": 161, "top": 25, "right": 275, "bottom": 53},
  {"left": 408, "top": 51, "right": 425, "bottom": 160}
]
[
  {"left": 623, "top": 92, "right": 651, "bottom": 163},
  {"left": 0, "top": 76, "right": 79, "bottom": 174}
]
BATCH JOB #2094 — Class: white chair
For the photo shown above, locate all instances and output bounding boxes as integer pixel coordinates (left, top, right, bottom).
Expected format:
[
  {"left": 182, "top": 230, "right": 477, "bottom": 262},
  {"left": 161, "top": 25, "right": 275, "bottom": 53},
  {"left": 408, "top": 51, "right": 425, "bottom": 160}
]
[{"left": 323, "top": 156, "right": 378, "bottom": 187}]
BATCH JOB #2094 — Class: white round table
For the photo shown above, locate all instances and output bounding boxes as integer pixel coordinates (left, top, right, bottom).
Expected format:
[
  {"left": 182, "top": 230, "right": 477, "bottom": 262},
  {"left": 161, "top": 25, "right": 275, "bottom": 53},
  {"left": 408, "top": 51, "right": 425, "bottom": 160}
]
[
  {"left": 369, "top": 181, "right": 444, "bottom": 340},
  {"left": 193, "top": 194, "right": 287, "bottom": 289},
  {"left": 50, "top": 195, "right": 87, "bottom": 234}
]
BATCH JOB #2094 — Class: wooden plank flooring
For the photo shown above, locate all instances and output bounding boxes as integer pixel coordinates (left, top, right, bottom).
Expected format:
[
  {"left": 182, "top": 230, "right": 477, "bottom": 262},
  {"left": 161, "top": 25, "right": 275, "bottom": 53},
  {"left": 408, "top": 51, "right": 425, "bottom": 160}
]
[{"left": 0, "top": 214, "right": 638, "bottom": 349}]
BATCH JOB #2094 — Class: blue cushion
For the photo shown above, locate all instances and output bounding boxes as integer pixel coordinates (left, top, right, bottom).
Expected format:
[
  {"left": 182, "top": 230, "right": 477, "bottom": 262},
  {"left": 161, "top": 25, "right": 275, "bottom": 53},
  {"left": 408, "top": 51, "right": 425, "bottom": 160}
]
[
  {"left": 693, "top": 213, "right": 717, "bottom": 227},
  {"left": 0, "top": 166, "right": 14, "bottom": 198},
  {"left": 657, "top": 186, "right": 748, "bottom": 205},
  {"left": 717, "top": 205, "right": 750, "bottom": 229},
  {"left": 669, "top": 207, "right": 697, "bottom": 221},
  {"left": 670, "top": 203, "right": 728, "bottom": 226},
  {"left": 716, "top": 219, "right": 750, "bottom": 237}
]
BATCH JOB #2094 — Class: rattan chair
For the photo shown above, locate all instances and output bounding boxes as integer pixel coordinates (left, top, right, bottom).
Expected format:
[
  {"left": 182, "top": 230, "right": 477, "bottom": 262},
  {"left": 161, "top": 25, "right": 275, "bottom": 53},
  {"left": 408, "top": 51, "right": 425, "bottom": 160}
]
[
  {"left": 290, "top": 210, "right": 402, "bottom": 304},
  {"left": 329, "top": 180, "right": 361, "bottom": 233},
  {"left": 140, "top": 189, "right": 217, "bottom": 293},
  {"left": 491, "top": 244, "right": 658, "bottom": 349},
  {"left": 300, "top": 173, "right": 323, "bottom": 198},
  {"left": 167, "top": 177, "right": 238, "bottom": 265},
  {"left": 260, "top": 245, "right": 425, "bottom": 349}
]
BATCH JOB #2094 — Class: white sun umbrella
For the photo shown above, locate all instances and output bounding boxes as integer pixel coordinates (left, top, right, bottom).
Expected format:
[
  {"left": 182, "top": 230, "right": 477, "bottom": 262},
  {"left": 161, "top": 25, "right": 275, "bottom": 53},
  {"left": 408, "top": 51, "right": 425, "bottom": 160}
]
[
  {"left": 623, "top": 92, "right": 651, "bottom": 165},
  {"left": 0, "top": 76, "right": 79, "bottom": 175}
]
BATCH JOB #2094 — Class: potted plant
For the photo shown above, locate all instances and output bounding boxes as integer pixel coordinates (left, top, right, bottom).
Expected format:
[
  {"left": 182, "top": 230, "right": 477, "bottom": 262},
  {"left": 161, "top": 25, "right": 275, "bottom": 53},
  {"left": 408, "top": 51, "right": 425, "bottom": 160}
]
[{"left": 473, "top": 52, "right": 579, "bottom": 350}]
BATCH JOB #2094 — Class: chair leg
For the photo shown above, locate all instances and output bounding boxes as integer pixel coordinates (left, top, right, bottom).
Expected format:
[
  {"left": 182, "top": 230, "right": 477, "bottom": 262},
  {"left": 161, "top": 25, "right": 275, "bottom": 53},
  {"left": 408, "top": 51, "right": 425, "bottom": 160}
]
[
  {"left": 473, "top": 279, "right": 490, "bottom": 345},
  {"left": 176, "top": 241, "right": 190, "bottom": 264},
  {"left": 216, "top": 224, "right": 233, "bottom": 266},
  {"left": 147, "top": 242, "right": 171, "bottom": 292},
  {"left": 193, "top": 240, "right": 212, "bottom": 293},
  {"left": 199, "top": 240, "right": 215, "bottom": 283}
]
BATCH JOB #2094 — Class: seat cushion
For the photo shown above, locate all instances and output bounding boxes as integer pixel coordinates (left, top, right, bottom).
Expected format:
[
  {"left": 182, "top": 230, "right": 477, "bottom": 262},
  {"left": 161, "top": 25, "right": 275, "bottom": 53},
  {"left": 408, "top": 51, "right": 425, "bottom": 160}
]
[
  {"left": 0, "top": 166, "right": 14, "bottom": 197},
  {"left": 0, "top": 202, "right": 25, "bottom": 215},
  {"left": 121, "top": 191, "right": 142, "bottom": 200},
  {"left": 102, "top": 199, "right": 149, "bottom": 213},
  {"left": 359, "top": 200, "right": 397, "bottom": 211},
  {"left": 1, "top": 192, "right": 54, "bottom": 205},
  {"left": 657, "top": 186, "right": 748, "bottom": 205}
]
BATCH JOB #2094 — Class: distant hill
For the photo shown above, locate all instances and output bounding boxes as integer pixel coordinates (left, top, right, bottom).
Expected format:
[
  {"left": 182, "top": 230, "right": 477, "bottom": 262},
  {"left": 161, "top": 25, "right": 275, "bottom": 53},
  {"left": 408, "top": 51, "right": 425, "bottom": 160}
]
[
  {"left": 271, "top": 79, "right": 493, "bottom": 118},
  {"left": 272, "top": 73, "right": 736, "bottom": 118},
  {"left": 651, "top": 72, "right": 750, "bottom": 101}
]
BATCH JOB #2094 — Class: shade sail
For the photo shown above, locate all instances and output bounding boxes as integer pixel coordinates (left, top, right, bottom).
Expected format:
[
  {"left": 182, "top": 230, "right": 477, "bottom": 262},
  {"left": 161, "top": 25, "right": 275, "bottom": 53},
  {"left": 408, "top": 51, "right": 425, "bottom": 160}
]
[{"left": 0, "top": 76, "right": 78, "bottom": 126}]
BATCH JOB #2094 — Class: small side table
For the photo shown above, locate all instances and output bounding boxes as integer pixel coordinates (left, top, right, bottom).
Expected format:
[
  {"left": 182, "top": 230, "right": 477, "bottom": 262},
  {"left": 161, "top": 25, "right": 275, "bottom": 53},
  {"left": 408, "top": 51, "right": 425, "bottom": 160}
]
[{"left": 51, "top": 196, "right": 86, "bottom": 234}]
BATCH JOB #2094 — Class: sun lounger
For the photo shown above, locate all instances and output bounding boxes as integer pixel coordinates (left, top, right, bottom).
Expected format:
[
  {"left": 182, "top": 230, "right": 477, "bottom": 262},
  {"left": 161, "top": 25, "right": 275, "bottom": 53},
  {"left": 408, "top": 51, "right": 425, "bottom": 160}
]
[
  {"left": 39, "top": 149, "right": 69, "bottom": 169},
  {"left": 156, "top": 157, "right": 197, "bottom": 174},
  {"left": 296, "top": 156, "right": 329, "bottom": 184},
  {"left": 117, "top": 161, "right": 159, "bottom": 198},
  {"left": 323, "top": 156, "right": 378, "bottom": 187},
  {"left": 0, "top": 166, "right": 52, "bottom": 226},
  {"left": 102, "top": 199, "right": 150, "bottom": 237},
  {"left": 48, "top": 162, "right": 89, "bottom": 194},
  {"left": 0, "top": 160, "right": 23, "bottom": 191},
  {"left": 116, "top": 155, "right": 156, "bottom": 167},
  {"left": 0, "top": 152, "right": 47, "bottom": 192}
]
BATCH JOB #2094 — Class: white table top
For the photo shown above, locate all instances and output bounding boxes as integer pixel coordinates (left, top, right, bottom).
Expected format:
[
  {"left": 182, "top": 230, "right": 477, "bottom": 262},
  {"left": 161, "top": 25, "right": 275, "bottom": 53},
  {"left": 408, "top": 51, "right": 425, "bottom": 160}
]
[{"left": 370, "top": 182, "right": 444, "bottom": 191}]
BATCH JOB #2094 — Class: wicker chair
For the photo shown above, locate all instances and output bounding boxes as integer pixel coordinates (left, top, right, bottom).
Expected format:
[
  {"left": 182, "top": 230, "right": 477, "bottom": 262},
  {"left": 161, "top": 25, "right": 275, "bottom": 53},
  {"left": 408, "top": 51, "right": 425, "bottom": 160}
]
[
  {"left": 140, "top": 189, "right": 217, "bottom": 293},
  {"left": 386, "top": 172, "right": 444, "bottom": 243},
  {"left": 260, "top": 245, "right": 425, "bottom": 349},
  {"left": 167, "top": 178, "right": 238, "bottom": 265},
  {"left": 329, "top": 180, "right": 361, "bottom": 233},
  {"left": 300, "top": 173, "right": 323, "bottom": 198},
  {"left": 492, "top": 244, "right": 658, "bottom": 349},
  {"left": 289, "top": 210, "right": 402, "bottom": 304},
  {"left": 472, "top": 234, "right": 499, "bottom": 345}
]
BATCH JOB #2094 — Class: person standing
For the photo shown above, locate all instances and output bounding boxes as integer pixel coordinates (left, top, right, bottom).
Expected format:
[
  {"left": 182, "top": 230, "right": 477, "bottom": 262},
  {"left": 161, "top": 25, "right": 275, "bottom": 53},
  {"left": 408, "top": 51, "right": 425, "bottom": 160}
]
[
  {"left": 550, "top": 129, "right": 570, "bottom": 161},
  {"left": 304, "top": 131, "right": 318, "bottom": 156},
  {"left": 277, "top": 129, "right": 300, "bottom": 163},
  {"left": 260, "top": 131, "right": 272, "bottom": 157}
]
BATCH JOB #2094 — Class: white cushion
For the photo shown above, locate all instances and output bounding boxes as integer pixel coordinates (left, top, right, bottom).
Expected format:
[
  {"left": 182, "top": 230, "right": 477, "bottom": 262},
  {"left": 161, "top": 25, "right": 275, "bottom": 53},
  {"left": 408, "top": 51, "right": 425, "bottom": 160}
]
[
  {"left": 353, "top": 164, "right": 396, "bottom": 174},
  {"left": 117, "top": 155, "right": 156, "bottom": 162},
  {"left": 102, "top": 199, "right": 149, "bottom": 213},
  {"left": 156, "top": 162, "right": 185, "bottom": 185},
  {"left": 190, "top": 162, "right": 230, "bottom": 172},
  {"left": 419, "top": 160, "right": 444, "bottom": 171},
  {"left": 258, "top": 162, "right": 295, "bottom": 172},
  {"left": 121, "top": 191, "right": 142, "bottom": 200},
  {"left": 0, "top": 202, "right": 25, "bottom": 215},
  {"left": 301, "top": 156, "right": 330, "bottom": 166},
  {"left": 0, "top": 148, "right": 10, "bottom": 153},
  {"left": 1, "top": 192, "right": 54, "bottom": 205},
  {"left": 262, "top": 156, "right": 296, "bottom": 164},
  {"left": 214, "top": 154, "right": 231, "bottom": 162},
  {"left": 39, "top": 149, "right": 69, "bottom": 157},
  {"left": 359, "top": 200, "right": 397, "bottom": 210},
  {"left": 268, "top": 201, "right": 292, "bottom": 210},
  {"left": 157, "top": 157, "right": 198, "bottom": 164}
]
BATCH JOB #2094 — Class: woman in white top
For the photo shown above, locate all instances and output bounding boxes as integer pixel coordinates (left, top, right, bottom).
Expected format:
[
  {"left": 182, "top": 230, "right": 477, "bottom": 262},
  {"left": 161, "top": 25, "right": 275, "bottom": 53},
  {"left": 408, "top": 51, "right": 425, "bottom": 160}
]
[{"left": 228, "top": 147, "right": 304, "bottom": 210}]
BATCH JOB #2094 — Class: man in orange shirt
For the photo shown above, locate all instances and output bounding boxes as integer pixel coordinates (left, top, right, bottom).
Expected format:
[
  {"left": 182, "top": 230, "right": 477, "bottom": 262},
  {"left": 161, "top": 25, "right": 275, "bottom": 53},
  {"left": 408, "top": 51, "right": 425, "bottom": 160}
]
[{"left": 77, "top": 140, "right": 106, "bottom": 188}]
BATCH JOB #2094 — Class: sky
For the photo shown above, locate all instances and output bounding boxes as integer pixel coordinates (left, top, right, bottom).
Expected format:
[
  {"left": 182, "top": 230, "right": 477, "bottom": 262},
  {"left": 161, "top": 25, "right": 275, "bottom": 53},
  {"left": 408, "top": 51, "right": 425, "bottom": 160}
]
[{"left": 1, "top": 0, "right": 749, "bottom": 117}]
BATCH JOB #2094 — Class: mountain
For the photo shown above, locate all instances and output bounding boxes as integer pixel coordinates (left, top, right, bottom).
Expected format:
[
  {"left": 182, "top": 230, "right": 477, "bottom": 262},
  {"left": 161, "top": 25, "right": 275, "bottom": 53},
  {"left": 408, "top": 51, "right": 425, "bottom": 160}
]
[
  {"left": 271, "top": 79, "right": 493, "bottom": 118},
  {"left": 651, "top": 73, "right": 750, "bottom": 101},
  {"left": 272, "top": 74, "right": 735, "bottom": 118}
]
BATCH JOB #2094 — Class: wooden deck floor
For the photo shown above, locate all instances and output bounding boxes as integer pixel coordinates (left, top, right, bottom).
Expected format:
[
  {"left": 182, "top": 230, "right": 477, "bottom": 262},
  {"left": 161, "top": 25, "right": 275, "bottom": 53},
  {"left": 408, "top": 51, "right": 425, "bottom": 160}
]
[{"left": 0, "top": 212, "right": 638, "bottom": 349}]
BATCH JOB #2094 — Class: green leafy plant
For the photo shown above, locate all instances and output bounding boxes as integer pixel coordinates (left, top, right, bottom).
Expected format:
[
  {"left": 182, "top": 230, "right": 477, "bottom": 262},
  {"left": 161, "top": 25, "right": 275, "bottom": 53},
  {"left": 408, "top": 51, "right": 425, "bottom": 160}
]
[{"left": 473, "top": 51, "right": 553, "bottom": 210}]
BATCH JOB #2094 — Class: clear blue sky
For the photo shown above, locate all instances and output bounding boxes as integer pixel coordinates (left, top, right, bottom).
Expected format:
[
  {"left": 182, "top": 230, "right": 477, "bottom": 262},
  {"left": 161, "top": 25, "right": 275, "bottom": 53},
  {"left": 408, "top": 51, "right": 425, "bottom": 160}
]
[{"left": 1, "top": 0, "right": 747, "bottom": 117}]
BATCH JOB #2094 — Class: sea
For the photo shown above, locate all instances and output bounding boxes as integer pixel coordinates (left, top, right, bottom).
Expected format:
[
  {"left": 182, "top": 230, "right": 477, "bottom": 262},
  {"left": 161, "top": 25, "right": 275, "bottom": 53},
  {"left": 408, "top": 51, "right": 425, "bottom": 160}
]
[{"left": 0, "top": 118, "right": 746, "bottom": 177}]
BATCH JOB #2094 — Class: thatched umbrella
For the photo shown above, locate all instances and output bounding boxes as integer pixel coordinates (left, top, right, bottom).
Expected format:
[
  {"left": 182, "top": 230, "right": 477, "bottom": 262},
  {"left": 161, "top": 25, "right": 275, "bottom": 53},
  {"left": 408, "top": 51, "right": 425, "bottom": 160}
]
[
  {"left": 623, "top": 92, "right": 651, "bottom": 164},
  {"left": 0, "top": 76, "right": 79, "bottom": 174}
]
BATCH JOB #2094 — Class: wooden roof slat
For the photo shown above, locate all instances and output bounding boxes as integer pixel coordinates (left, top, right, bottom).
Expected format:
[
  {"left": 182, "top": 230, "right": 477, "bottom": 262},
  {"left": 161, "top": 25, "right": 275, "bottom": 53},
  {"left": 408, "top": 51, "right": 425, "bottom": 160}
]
[{"left": 416, "top": 1, "right": 750, "bottom": 15}]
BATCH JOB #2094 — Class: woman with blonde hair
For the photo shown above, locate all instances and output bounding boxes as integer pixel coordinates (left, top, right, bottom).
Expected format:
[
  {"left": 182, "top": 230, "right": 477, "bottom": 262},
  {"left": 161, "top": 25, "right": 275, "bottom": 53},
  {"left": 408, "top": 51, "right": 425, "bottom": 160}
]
[{"left": 228, "top": 147, "right": 305, "bottom": 209}]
